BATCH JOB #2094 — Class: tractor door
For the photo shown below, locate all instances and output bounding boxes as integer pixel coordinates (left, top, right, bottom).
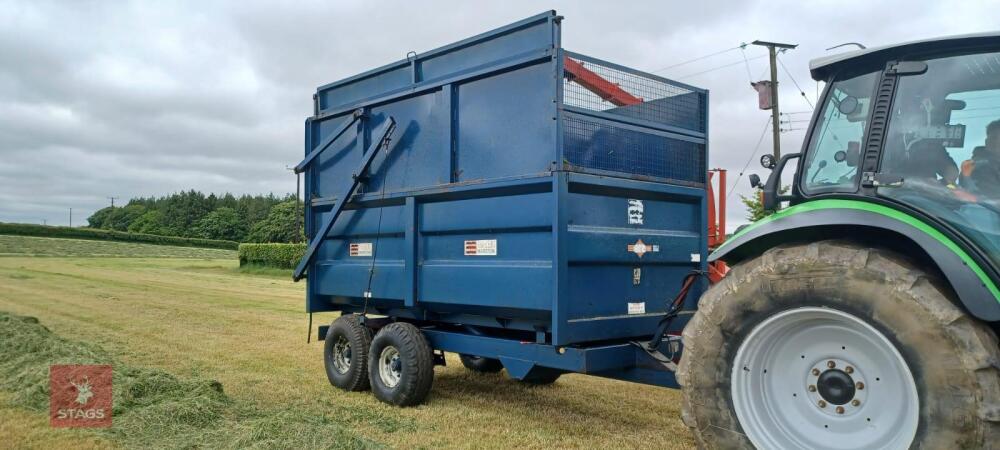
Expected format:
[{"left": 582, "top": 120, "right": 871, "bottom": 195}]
[{"left": 874, "top": 49, "right": 1000, "bottom": 271}]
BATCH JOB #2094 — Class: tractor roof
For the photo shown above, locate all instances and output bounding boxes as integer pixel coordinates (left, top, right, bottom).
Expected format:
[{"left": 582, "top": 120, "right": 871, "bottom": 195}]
[{"left": 809, "top": 32, "right": 1000, "bottom": 81}]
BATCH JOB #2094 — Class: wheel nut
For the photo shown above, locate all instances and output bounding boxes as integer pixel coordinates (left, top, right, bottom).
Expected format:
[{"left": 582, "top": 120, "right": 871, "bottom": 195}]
[
  {"left": 827, "top": 360, "right": 836, "bottom": 369},
  {"left": 856, "top": 381, "right": 865, "bottom": 390},
  {"left": 852, "top": 399, "right": 861, "bottom": 407},
  {"left": 836, "top": 406, "right": 845, "bottom": 414},
  {"left": 812, "top": 368, "right": 821, "bottom": 376},
  {"left": 845, "top": 366, "right": 854, "bottom": 374},
  {"left": 808, "top": 385, "right": 817, "bottom": 392},
  {"left": 818, "top": 400, "right": 827, "bottom": 408}
]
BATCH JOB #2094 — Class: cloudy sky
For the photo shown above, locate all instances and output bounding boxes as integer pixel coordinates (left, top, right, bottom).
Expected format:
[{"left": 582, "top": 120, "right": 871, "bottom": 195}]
[{"left": 1, "top": 0, "right": 996, "bottom": 228}]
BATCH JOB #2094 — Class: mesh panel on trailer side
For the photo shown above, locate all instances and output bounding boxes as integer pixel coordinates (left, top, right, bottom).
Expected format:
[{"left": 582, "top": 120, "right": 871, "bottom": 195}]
[
  {"left": 563, "top": 115, "right": 706, "bottom": 185},
  {"left": 563, "top": 55, "right": 706, "bottom": 133}
]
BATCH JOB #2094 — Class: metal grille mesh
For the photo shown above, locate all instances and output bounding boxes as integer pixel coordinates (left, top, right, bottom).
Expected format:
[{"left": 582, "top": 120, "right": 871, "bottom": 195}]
[
  {"left": 563, "top": 116, "right": 706, "bottom": 185},
  {"left": 563, "top": 56, "right": 706, "bottom": 133}
]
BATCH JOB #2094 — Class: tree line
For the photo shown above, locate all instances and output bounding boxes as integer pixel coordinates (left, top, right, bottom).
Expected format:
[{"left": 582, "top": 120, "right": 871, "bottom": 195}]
[{"left": 86, "top": 190, "right": 303, "bottom": 243}]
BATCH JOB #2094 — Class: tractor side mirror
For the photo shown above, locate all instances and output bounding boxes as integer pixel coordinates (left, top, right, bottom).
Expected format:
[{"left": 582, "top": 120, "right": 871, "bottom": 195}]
[
  {"left": 762, "top": 153, "right": 801, "bottom": 212},
  {"left": 749, "top": 174, "right": 762, "bottom": 188}
]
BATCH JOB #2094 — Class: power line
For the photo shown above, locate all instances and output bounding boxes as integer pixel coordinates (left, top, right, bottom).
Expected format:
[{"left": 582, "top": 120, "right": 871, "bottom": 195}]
[
  {"left": 676, "top": 54, "right": 768, "bottom": 80},
  {"left": 727, "top": 117, "right": 773, "bottom": 202},
  {"left": 777, "top": 55, "right": 814, "bottom": 109},
  {"left": 739, "top": 47, "right": 754, "bottom": 84},
  {"left": 648, "top": 45, "right": 744, "bottom": 74}
]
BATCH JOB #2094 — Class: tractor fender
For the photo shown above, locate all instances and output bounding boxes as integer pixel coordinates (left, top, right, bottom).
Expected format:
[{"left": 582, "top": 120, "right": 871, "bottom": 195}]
[{"left": 711, "top": 199, "right": 1000, "bottom": 322}]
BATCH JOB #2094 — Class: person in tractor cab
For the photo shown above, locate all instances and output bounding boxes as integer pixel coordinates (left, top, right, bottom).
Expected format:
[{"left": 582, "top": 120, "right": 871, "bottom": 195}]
[
  {"left": 960, "top": 119, "right": 1000, "bottom": 194},
  {"left": 885, "top": 96, "right": 960, "bottom": 185}
]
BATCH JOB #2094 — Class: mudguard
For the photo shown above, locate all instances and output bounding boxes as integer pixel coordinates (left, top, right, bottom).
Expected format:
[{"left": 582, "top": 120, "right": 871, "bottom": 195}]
[{"left": 711, "top": 199, "right": 1000, "bottom": 322}]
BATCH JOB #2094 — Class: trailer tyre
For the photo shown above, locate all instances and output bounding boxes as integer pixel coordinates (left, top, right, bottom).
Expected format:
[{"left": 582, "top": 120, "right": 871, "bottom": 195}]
[
  {"left": 368, "top": 322, "right": 434, "bottom": 406},
  {"left": 678, "top": 240, "right": 1000, "bottom": 449},
  {"left": 459, "top": 354, "right": 503, "bottom": 373},
  {"left": 324, "top": 314, "right": 372, "bottom": 392}
]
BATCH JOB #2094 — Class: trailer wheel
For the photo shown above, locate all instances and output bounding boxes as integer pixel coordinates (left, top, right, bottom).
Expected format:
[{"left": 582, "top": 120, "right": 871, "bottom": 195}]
[
  {"left": 368, "top": 322, "right": 434, "bottom": 406},
  {"left": 459, "top": 354, "right": 503, "bottom": 373},
  {"left": 324, "top": 314, "right": 372, "bottom": 392},
  {"left": 678, "top": 240, "right": 1000, "bottom": 449},
  {"left": 517, "top": 367, "right": 562, "bottom": 385}
]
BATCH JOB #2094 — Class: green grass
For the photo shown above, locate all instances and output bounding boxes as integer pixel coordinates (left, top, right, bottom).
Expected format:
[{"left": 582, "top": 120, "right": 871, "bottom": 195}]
[
  {"left": 0, "top": 312, "right": 379, "bottom": 449},
  {"left": 0, "top": 255, "right": 693, "bottom": 449},
  {"left": 0, "top": 235, "right": 236, "bottom": 259}
]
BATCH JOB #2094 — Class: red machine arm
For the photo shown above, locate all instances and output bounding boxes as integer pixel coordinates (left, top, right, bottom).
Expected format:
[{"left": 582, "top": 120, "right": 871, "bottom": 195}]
[{"left": 564, "top": 57, "right": 642, "bottom": 107}]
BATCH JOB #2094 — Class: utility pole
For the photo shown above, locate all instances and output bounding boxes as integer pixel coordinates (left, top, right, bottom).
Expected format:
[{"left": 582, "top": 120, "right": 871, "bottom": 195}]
[
  {"left": 107, "top": 196, "right": 119, "bottom": 208},
  {"left": 69, "top": 208, "right": 73, "bottom": 227},
  {"left": 752, "top": 40, "right": 797, "bottom": 160}
]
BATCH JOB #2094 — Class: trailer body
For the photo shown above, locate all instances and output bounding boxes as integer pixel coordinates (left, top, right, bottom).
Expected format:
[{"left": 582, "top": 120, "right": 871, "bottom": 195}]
[{"left": 299, "top": 11, "right": 709, "bottom": 386}]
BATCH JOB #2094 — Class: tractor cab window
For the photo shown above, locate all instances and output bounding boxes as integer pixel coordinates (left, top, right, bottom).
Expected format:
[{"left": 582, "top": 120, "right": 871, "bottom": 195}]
[
  {"left": 802, "top": 70, "right": 880, "bottom": 194},
  {"left": 879, "top": 50, "right": 1000, "bottom": 266}
]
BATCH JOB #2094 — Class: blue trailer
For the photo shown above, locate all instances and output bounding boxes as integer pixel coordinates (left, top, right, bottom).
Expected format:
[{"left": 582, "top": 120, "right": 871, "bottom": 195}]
[{"left": 294, "top": 11, "right": 711, "bottom": 406}]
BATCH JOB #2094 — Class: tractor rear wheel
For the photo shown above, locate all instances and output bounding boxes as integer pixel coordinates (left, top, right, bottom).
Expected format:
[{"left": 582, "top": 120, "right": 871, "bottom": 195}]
[{"left": 678, "top": 240, "right": 1000, "bottom": 449}]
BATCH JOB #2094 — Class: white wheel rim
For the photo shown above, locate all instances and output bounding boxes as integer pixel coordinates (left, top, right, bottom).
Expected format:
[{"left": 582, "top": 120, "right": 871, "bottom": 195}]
[
  {"left": 731, "top": 307, "right": 918, "bottom": 450},
  {"left": 378, "top": 346, "right": 402, "bottom": 388},
  {"left": 331, "top": 336, "right": 352, "bottom": 375}
]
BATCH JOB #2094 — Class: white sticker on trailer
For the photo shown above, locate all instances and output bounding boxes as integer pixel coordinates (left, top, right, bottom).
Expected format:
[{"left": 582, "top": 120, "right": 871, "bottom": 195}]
[
  {"left": 628, "top": 302, "right": 646, "bottom": 315},
  {"left": 464, "top": 239, "right": 497, "bottom": 256},
  {"left": 691, "top": 253, "right": 701, "bottom": 262},
  {"left": 349, "top": 242, "right": 373, "bottom": 257}
]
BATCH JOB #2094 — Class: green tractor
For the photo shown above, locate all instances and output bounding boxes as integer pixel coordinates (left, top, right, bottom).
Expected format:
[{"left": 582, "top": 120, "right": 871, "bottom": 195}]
[{"left": 678, "top": 34, "right": 1000, "bottom": 448}]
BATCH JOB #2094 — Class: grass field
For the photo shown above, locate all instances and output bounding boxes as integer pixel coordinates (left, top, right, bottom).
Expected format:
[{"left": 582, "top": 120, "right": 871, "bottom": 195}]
[
  {"left": 0, "top": 235, "right": 236, "bottom": 259},
  {"left": 0, "top": 238, "right": 693, "bottom": 449}
]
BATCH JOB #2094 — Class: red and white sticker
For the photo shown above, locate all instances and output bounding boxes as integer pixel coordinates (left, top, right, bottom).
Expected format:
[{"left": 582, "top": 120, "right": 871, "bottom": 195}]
[
  {"left": 349, "top": 242, "right": 373, "bottom": 257},
  {"left": 464, "top": 239, "right": 497, "bottom": 256},
  {"left": 627, "top": 239, "right": 659, "bottom": 258}
]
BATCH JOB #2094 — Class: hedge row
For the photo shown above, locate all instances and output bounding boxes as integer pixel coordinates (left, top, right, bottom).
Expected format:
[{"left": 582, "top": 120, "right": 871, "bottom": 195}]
[
  {"left": 238, "top": 243, "right": 307, "bottom": 269},
  {"left": 0, "top": 223, "right": 238, "bottom": 250}
]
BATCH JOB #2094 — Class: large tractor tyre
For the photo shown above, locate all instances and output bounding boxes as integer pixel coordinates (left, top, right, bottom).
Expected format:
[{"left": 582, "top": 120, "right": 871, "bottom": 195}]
[
  {"left": 324, "top": 314, "right": 373, "bottom": 392},
  {"left": 678, "top": 240, "right": 1000, "bottom": 450},
  {"left": 368, "top": 322, "right": 435, "bottom": 406},
  {"left": 459, "top": 354, "right": 504, "bottom": 373}
]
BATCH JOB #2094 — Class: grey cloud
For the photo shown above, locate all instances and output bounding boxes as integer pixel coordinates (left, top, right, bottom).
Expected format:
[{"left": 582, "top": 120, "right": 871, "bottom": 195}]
[{"left": 0, "top": 0, "right": 996, "bottom": 227}]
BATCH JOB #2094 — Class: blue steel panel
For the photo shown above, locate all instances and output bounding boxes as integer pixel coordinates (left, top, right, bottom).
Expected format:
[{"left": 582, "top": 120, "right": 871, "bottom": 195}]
[
  {"left": 311, "top": 112, "right": 364, "bottom": 200},
  {"left": 456, "top": 62, "right": 556, "bottom": 181},
  {"left": 365, "top": 93, "right": 452, "bottom": 192}
]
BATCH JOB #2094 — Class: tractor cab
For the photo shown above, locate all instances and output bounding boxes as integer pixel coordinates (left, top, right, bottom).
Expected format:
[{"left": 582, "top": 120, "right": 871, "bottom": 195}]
[{"left": 759, "top": 32, "right": 1000, "bottom": 278}]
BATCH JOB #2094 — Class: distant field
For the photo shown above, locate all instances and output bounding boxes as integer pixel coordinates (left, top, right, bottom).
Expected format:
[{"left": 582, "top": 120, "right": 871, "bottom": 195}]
[
  {"left": 0, "top": 235, "right": 236, "bottom": 259},
  {"left": 0, "top": 253, "right": 692, "bottom": 448}
]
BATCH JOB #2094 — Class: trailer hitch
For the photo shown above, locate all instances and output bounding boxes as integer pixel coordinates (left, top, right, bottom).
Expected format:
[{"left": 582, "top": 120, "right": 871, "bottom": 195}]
[{"left": 635, "top": 271, "right": 705, "bottom": 371}]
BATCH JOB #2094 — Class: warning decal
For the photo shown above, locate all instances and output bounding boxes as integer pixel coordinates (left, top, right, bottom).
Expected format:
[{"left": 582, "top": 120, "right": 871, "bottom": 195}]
[
  {"left": 349, "top": 242, "right": 373, "bottom": 257},
  {"left": 627, "top": 239, "right": 659, "bottom": 258},
  {"left": 464, "top": 239, "right": 497, "bottom": 256},
  {"left": 628, "top": 302, "right": 646, "bottom": 315}
]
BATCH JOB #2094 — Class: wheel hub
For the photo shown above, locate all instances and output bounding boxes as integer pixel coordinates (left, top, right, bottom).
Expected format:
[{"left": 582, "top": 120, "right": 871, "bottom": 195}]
[
  {"left": 332, "top": 336, "right": 352, "bottom": 374},
  {"left": 731, "top": 307, "right": 919, "bottom": 450},
  {"left": 378, "top": 346, "right": 402, "bottom": 388},
  {"left": 817, "top": 369, "right": 855, "bottom": 405}
]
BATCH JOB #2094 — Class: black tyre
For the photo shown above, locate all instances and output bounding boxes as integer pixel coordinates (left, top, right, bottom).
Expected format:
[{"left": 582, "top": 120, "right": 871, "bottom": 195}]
[
  {"left": 368, "top": 322, "right": 434, "bottom": 406},
  {"left": 678, "top": 240, "right": 1000, "bottom": 449},
  {"left": 324, "top": 314, "right": 372, "bottom": 392},
  {"left": 518, "top": 367, "right": 562, "bottom": 385},
  {"left": 459, "top": 354, "right": 503, "bottom": 373}
]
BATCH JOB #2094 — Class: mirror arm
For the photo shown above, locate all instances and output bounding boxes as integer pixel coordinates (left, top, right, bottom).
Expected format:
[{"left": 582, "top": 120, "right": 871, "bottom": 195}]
[{"left": 762, "top": 153, "right": 801, "bottom": 211}]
